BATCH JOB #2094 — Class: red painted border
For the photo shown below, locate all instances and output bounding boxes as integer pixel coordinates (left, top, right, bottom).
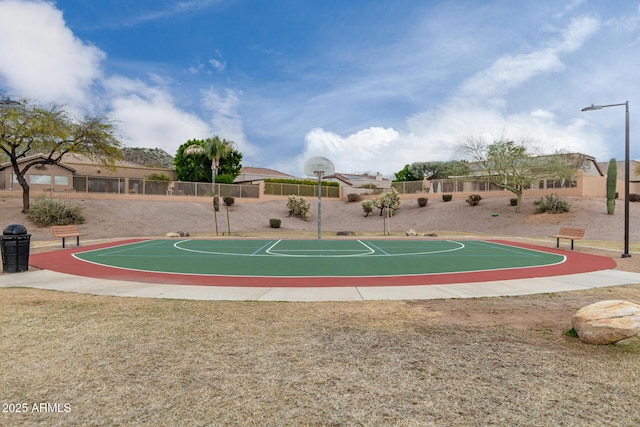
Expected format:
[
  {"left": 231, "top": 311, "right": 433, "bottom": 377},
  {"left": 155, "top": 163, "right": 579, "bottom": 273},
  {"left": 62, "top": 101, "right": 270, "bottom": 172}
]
[{"left": 29, "top": 239, "right": 616, "bottom": 288}]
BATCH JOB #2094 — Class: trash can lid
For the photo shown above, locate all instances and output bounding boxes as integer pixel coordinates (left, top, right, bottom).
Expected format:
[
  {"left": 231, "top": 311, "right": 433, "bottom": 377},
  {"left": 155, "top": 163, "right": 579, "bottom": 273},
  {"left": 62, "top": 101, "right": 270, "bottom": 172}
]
[{"left": 3, "top": 224, "right": 28, "bottom": 235}]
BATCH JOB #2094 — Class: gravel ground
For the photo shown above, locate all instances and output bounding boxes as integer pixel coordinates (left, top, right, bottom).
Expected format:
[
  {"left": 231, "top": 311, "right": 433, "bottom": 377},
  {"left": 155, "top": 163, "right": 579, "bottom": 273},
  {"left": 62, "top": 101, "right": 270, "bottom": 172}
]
[{"left": 2, "top": 193, "right": 640, "bottom": 243}]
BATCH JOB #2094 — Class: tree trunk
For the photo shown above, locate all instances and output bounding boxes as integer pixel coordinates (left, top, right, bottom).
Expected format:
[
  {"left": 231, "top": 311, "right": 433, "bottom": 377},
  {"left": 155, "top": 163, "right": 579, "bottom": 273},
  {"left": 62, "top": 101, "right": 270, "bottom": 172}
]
[
  {"left": 211, "top": 160, "right": 217, "bottom": 195},
  {"left": 515, "top": 192, "right": 523, "bottom": 213},
  {"left": 18, "top": 178, "right": 30, "bottom": 213}
]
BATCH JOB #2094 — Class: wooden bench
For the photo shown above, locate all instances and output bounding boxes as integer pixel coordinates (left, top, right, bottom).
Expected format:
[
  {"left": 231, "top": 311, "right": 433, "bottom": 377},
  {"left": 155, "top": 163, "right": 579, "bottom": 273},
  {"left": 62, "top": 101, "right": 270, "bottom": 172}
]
[
  {"left": 549, "top": 227, "right": 585, "bottom": 250},
  {"left": 51, "top": 225, "right": 86, "bottom": 248}
]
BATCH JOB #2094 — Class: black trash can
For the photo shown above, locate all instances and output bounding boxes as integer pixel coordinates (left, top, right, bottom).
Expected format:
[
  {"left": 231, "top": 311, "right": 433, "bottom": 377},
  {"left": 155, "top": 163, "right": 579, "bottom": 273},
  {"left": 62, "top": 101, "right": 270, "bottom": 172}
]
[{"left": 1, "top": 224, "right": 31, "bottom": 273}]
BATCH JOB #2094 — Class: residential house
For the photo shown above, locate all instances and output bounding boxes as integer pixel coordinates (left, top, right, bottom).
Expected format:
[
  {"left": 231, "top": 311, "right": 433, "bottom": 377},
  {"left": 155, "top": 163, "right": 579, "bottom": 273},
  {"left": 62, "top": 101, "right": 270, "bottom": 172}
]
[
  {"left": 323, "top": 173, "right": 391, "bottom": 194},
  {"left": 0, "top": 154, "right": 76, "bottom": 192},
  {"left": 233, "top": 166, "right": 295, "bottom": 184}
]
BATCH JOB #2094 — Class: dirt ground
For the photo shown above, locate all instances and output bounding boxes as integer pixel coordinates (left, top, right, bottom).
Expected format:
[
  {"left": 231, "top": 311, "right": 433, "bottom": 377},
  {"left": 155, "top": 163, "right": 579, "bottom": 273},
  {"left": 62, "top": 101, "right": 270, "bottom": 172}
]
[{"left": 1, "top": 194, "right": 640, "bottom": 425}]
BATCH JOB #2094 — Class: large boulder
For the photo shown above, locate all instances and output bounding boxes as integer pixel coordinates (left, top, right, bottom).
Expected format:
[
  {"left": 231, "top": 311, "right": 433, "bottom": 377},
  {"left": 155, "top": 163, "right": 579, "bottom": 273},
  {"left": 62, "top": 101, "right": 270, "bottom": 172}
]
[{"left": 572, "top": 300, "right": 640, "bottom": 345}]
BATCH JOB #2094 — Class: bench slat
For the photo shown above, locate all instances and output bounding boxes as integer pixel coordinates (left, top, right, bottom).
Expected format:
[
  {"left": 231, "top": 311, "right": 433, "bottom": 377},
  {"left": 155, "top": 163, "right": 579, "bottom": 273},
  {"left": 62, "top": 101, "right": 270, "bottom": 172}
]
[
  {"left": 51, "top": 225, "right": 86, "bottom": 248},
  {"left": 549, "top": 227, "right": 585, "bottom": 250}
]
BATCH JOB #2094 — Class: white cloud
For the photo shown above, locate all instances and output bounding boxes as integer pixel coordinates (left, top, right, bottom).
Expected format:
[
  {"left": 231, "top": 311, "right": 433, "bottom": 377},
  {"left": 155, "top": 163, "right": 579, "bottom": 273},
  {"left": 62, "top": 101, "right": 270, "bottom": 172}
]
[
  {"left": 285, "top": 127, "right": 400, "bottom": 176},
  {"left": 0, "top": 1, "right": 250, "bottom": 157},
  {"left": 457, "top": 16, "right": 598, "bottom": 103},
  {"left": 0, "top": 0, "right": 104, "bottom": 107},
  {"left": 554, "top": 16, "right": 600, "bottom": 52},
  {"left": 208, "top": 58, "right": 226, "bottom": 72},
  {"left": 105, "top": 77, "right": 211, "bottom": 153},
  {"left": 202, "top": 87, "right": 259, "bottom": 159},
  {"left": 288, "top": 15, "right": 605, "bottom": 177}
]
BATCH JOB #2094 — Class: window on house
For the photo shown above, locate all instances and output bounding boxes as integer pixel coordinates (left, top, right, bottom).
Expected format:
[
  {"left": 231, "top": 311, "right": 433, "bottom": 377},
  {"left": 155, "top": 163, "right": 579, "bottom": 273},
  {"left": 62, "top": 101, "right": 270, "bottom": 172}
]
[
  {"left": 29, "top": 174, "right": 51, "bottom": 185},
  {"left": 55, "top": 176, "right": 69, "bottom": 186}
]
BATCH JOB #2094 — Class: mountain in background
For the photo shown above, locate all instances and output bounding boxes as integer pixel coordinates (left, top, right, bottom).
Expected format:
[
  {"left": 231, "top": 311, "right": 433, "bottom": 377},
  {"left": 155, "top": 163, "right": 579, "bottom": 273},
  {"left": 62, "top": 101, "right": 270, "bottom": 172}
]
[{"left": 122, "top": 147, "right": 174, "bottom": 169}]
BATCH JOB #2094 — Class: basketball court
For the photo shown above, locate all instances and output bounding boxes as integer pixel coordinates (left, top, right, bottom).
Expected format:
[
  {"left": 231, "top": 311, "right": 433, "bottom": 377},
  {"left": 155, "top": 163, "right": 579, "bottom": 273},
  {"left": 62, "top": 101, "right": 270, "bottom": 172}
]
[{"left": 8, "top": 235, "right": 637, "bottom": 302}]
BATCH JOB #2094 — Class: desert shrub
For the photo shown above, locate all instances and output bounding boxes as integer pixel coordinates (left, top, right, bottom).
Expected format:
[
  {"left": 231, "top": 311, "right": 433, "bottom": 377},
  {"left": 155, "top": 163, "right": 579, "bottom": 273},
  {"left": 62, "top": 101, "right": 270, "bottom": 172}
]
[
  {"left": 286, "top": 195, "right": 310, "bottom": 220},
  {"left": 466, "top": 194, "right": 482, "bottom": 206},
  {"left": 146, "top": 173, "right": 171, "bottom": 181},
  {"left": 28, "top": 196, "right": 85, "bottom": 226},
  {"left": 417, "top": 197, "right": 428, "bottom": 207},
  {"left": 360, "top": 183, "right": 378, "bottom": 190},
  {"left": 213, "top": 195, "right": 220, "bottom": 211},
  {"left": 373, "top": 187, "right": 401, "bottom": 216},
  {"left": 442, "top": 194, "right": 453, "bottom": 202},
  {"left": 533, "top": 193, "right": 570, "bottom": 214},
  {"left": 361, "top": 200, "right": 374, "bottom": 217},
  {"left": 269, "top": 218, "right": 281, "bottom": 228},
  {"left": 223, "top": 197, "right": 235, "bottom": 206},
  {"left": 630, "top": 194, "right": 640, "bottom": 202},
  {"left": 510, "top": 198, "right": 518, "bottom": 206},
  {"left": 347, "top": 193, "right": 361, "bottom": 202},
  {"left": 214, "top": 173, "right": 235, "bottom": 184}
]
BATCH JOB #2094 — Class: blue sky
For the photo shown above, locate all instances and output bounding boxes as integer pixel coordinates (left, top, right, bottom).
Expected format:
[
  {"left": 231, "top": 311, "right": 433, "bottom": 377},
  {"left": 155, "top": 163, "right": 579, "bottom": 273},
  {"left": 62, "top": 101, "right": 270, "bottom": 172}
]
[{"left": 1, "top": 0, "right": 640, "bottom": 176}]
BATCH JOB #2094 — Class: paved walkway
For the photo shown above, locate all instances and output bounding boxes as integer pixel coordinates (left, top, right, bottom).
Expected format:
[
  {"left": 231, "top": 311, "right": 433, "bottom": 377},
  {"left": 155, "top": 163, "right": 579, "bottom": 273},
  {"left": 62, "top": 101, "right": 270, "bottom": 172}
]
[{"left": 2, "top": 268, "right": 640, "bottom": 301}]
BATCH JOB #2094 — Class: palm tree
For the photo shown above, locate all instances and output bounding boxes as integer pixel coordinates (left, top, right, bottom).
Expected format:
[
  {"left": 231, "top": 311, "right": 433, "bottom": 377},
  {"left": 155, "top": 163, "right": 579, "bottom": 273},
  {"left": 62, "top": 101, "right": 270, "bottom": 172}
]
[
  {"left": 184, "top": 136, "right": 235, "bottom": 236},
  {"left": 184, "top": 136, "right": 235, "bottom": 188}
]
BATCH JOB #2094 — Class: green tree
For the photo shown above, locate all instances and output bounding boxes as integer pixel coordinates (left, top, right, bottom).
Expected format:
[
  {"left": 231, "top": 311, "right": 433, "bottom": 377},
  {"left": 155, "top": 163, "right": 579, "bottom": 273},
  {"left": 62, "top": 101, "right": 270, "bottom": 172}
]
[
  {"left": 393, "top": 164, "right": 419, "bottom": 182},
  {"left": 0, "top": 100, "right": 122, "bottom": 213},
  {"left": 409, "top": 160, "right": 470, "bottom": 180},
  {"left": 174, "top": 137, "right": 241, "bottom": 183},
  {"left": 184, "top": 136, "right": 235, "bottom": 185},
  {"left": 462, "top": 137, "right": 577, "bottom": 213},
  {"left": 174, "top": 139, "right": 211, "bottom": 182},
  {"left": 394, "top": 161, "right": 470, "bottom": 182}
]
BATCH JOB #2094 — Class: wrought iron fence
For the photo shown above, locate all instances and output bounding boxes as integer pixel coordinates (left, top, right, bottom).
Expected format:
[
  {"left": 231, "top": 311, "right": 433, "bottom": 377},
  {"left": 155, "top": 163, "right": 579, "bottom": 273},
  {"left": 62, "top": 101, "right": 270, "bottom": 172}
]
[
  {"left": 72, "top": 176, "right": 260, "bottom": 198},
  {"left": 171, "top": 181, "right": 259, "bottom": 198},
  {"left": 264, "top": 182, "right": 340, "bottom": 198},
  {"left": 73, "top": 176, "right": 125, "bottom": 193},
  {"left": 392, "top": 177, "right": 577, "bottom": 194}
]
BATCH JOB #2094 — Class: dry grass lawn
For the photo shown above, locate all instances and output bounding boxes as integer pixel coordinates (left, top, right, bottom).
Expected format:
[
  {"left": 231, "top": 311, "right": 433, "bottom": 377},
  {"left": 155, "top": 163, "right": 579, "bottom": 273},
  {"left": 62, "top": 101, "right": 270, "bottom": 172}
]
[{"left": 2, "top": 285, "right": 640, "bottom": 426}]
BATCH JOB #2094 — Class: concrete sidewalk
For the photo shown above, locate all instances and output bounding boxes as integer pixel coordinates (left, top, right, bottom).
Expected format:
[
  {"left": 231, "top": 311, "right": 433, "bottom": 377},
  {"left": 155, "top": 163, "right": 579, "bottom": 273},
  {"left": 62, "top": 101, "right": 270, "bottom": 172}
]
[{"left": 2, "top": 268, "right": 640, "bottom": 301}]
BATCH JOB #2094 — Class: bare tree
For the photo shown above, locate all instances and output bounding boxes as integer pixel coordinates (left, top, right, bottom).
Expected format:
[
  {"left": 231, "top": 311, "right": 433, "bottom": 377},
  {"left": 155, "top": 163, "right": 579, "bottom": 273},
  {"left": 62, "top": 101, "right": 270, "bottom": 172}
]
[
  {"left": 462, "top": 136, "right": 579, "bottom": 213},
  {"left": 0, "top": 100, "right": 122, "bottom": 212}
]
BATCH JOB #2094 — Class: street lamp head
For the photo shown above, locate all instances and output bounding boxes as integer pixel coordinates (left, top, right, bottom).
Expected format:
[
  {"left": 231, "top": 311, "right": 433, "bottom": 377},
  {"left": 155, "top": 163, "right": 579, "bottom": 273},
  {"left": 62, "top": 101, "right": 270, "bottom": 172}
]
[{"left": 581, "top": 104, "right": 603, "bottom": 112}]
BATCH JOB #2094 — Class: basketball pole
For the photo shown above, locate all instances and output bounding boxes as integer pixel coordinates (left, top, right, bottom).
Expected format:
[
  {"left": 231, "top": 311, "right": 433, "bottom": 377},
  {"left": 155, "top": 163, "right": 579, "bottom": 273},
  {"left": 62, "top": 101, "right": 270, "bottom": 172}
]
[{"left": 315, "top": 170, "right": 323, "bottom": 240}]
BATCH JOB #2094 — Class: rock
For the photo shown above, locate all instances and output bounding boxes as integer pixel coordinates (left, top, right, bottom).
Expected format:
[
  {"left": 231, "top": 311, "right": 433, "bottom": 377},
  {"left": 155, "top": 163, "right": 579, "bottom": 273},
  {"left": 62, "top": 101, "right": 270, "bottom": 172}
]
[
  {"left": 178, "top": 231, "right": 189, "bottom": 237},
  {"left": 336, "top": 231, "right": 355, "bottom": 236},
  {"left": 165, "top": 232, "right": 180, "bottom": 237},
  {"left": 405, "top": 229, "right": 417, "bottom": 236},
  {"left": 571, "top": 300, "right": 640, "bottom": 345}
]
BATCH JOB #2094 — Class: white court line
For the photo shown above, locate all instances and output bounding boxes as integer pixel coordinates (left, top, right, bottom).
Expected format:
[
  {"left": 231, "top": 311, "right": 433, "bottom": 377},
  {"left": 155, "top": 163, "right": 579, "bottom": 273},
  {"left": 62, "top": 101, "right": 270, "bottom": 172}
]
[{"left": 265, "top": 239, "right": 373, "bottom": 257}]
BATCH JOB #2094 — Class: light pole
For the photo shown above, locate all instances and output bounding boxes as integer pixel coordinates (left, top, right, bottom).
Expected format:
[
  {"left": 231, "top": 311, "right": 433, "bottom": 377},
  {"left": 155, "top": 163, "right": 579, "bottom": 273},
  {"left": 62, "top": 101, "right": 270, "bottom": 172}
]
[{"left": 582, "top": 102, "right": 631, "bottom": 258}]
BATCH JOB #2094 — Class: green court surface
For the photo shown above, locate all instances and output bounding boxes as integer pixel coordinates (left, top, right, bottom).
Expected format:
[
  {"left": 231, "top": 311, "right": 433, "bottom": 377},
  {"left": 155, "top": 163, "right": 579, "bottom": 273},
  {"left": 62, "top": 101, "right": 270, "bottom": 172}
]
[{"left": 73, "top": 239, "right": 565, "bottom": 277}]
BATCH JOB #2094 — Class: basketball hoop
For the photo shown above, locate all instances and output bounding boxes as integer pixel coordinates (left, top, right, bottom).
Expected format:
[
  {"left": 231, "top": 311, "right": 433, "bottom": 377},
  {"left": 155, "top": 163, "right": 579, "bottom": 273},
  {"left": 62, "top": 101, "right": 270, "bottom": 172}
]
[{"left": 304, "top": 157, "right": 335, "bottom": 240}]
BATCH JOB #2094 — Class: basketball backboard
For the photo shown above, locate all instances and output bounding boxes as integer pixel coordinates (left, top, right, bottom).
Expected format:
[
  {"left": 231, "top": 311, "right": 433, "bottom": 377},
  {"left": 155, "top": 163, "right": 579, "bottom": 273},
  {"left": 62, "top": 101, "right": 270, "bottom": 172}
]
[{"left": 304, "top": 156, "right": 335, "bottom": 177}]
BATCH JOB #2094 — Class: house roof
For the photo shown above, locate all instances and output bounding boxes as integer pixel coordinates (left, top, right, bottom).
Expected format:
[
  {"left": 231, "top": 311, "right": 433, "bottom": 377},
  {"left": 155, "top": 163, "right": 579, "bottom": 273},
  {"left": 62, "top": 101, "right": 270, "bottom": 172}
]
[
  {"left": 0, "top": 153, "right": 76, "bottom": 173},
  {"left": 324, "top": 173, "right": 388, "bottom": 186},
  {"left": 467, "top": 152, "right": 604, "bottom": 177},
  {"left": 240, "top": 167, "right": 293, "bottom": 177},
  {"left": 233, "top": 167, "right": 294, "bottom": 183}
]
